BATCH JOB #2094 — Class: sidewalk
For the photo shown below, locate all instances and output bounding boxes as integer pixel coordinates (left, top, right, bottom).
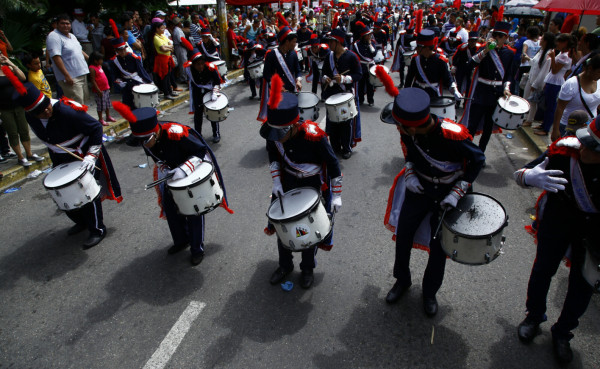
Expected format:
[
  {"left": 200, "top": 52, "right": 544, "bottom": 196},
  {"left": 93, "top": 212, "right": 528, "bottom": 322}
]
[
  {"left": 517, "top": 124, "right": 551, "bottom": 156},
  {"left": 0, "top": 69, "right": 244, "bottom": 191}
]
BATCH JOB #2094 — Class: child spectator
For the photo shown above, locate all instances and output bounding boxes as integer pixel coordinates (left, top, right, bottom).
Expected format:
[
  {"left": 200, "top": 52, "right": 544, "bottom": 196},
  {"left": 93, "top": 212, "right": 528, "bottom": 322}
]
[
  {"left": 22, "top": 53, "right": 52, "bottom": 98},
  {"left": 88, "top": 51, "right": 115, "bottom": 126}
]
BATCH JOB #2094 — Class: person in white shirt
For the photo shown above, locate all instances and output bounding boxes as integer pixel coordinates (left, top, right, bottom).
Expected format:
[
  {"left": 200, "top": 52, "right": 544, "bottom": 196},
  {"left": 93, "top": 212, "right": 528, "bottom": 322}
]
[
  {"left": 71, "top": 8, "right": 93, "bottom": 55},
  {"left": 523, "top": 32, "right": 555, "bottom": 127}
]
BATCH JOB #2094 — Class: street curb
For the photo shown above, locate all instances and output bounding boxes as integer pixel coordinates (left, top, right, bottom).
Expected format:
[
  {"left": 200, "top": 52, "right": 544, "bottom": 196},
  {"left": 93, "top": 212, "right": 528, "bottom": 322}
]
[
  {"left": 516, "top": 125, "right": 550, "bottom": 156},
  {"left": 0, "top": 68, "right": 245, "bottom": 192}
]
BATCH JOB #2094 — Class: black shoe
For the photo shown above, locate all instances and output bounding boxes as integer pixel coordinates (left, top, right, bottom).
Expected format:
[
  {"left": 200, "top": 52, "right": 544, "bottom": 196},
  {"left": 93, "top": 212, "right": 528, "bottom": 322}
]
[
  {"left": 190, "top": 252, "right": 204, "bottom": 266},
  {"left": 423, "top": 296, "right": 438, "bottom": 317},
  {"left": 517, "top": 317, "right": 541, "bottom": 343},
  {"left": 82, "top": 232, "right": 105, "bottom": 249},
  {"left": 300, "top": 269, "right": 314, "bottom": 289},
  {"left": 368, "top": 102, "right": 374, "bottom": 107},
  {"left": 168, "top": 243, "right": 189, "bottom": 255},
  {"left": 385, "top": 281, "right": 411, "bottom": 303},
  {"left": 2, "top": 151, "right": 16, "bottom": 158},
  {"left": 341, "top": 151, "right": 352, "bottom": 159},
  {"left": 67, "top": 223, "right": 87, "bottom": 236},
  {"left": 212, "top": 135, "right": 221, "bottom": 143},
  {"left": 249, "top": 95, "right": 256, "bottom": 100},
  {"left": 269, "top": 267, "right": 293, "bottom": 285},
  {"left": 0, "top": 155, "right": 6, "bottom": 163},
  {"left": 552, "top": 336, "right": 573, "bottom": 364}
]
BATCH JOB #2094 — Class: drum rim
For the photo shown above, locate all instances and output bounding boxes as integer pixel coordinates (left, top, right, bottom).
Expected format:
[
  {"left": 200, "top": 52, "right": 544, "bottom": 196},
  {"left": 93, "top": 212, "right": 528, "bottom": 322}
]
[
  {"left": 442, "top": 192, "right": 508, "bottom": 239},
  {"left": 266, "top": 186, "right": 323, "bottom": 222},
  {"left": 430, "top": 95, "right": 456, "bottom": 107},
  {"left": 248, "top": 61, "right": 264, "bottom": 68},
  {"left": 325, "top": 93, "right": 354, "bottom": 105},
  {"left": 167, "top": 162, "right": 215, "bottom": 189},
  {"left": 43, "top": 162, "right": 91, "bottom": 190},
  {"left": 496, "top": 96, "right": 530, "bottom": 114},
  {"left": 202, "top": 91, "right": 229, "bottom": 107},
  {"left": 298, "top": 92, "right": 320, "bottom": 108},
  {"left": 132, "top": 84, "right": 159, "bottom": 93},
  {"left": 444, "top": 249, "right": 502, "bottom": 266}
]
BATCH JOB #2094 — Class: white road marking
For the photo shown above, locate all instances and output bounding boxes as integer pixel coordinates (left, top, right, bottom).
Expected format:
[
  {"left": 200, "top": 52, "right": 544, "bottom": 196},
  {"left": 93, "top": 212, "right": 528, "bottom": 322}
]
[{"left": 143, "top": 301, "right": 206, "bottom": 369}]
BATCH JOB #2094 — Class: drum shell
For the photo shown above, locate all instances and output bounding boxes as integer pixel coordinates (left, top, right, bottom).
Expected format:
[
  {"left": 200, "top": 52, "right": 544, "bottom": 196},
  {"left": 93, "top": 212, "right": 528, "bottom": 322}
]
[
  {"left": 403, "top": 51, "right": 415, "bottom": 65},
  {"left": 248, "top": 61, "right": 264, "bottom": 79},
  {"left": 267, "top": 192, "right": 332, "bottom": 252},
  {"left": 492, "top": 96, "right": 530, "bottom": 130},
  {"left": 43, "top": 162, "right": 101, "bottom": 211},
  {"left": 430, "top": 96, "right": 456, "bottom": 121},
  {"left": 202, "top": 92, "right": 230, "bottom": 122},
  {"left": 133, "top": 84, "right": 159, "bottom": 108},
  {"left": 298, "top": 92, "right": 320, "bottom": 121},
  {"left": 582, "top": 247, "right": 600, "bottom": 293},
  {"left": 167, "top": 162, "right": 224, "bottom": 216},
  {"left": 369, "top": 65, "right": 388, "bottom": 87},
  {"left": 213, "top": 61, "right": 228, "bottom": 78},
  {"left": 296, "top": 48, "right": 303, "bottom": 61},
  {"left": 325, "top": 93, "right": 358, "bottom": 123}
]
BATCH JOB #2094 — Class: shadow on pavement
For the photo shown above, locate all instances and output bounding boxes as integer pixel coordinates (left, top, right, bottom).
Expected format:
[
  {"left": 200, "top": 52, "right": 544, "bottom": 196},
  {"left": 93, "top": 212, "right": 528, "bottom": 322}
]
[
  {"left": 238, "top": 147, "right": 268, "bottom": 169},
  {"left": 312, "top": 284, "right": 470, "bottom": 368},
  {"left": 203, "top": 260, "right": 314, "bottom": 367}
]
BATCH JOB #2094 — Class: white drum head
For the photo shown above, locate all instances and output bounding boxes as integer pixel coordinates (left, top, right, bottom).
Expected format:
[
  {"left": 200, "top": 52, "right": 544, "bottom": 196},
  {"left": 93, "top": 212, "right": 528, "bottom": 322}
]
[
  {"left": 431, "top": 96, "right": 455, "bottom": 107},
  {"left": 168, "top": 162, "right": 214, "bottom": 188},
  {"left": 44, "top": 161, "right": 86, "bottom": 188},
  {"left": 298, "top": 92, "right": 320, "bottom": 108},
  {"left": 203, "top": 92, "right": 229, "bottom": 110},
  {"left": 443, "top": 193, "right": 507, "bottom": 237},
  {"left": 133, "top": 84, "right": 158, "bottom": 94},
  {"left": 498, "top": 96, "right": 529, "bottom": 114},
  {"left": 248, "top": 61, "right": 264, "bottom": 69},
  {"left": 325, "top": 93, "right": 354, "bottom": 105},
  {"left": 369, "top": 64, "right": 389, "bottom": 76},
  {"left": 213, "top": 60, "right": 225, "bottom": 67},
  {"left": 268, "top": 187, "right": 320, "bottom": 221}
]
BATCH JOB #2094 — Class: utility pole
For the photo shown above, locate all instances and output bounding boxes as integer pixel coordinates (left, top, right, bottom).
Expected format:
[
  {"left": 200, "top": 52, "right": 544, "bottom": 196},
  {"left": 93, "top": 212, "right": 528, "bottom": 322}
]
[{"left": 217, "top": 0, "right": 230, "bottom": 68}]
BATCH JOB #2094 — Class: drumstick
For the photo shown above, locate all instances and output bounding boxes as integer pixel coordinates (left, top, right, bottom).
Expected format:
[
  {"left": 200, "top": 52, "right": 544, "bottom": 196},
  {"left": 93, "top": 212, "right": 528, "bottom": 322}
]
[
  {"left": 55, "top": 144, "right": 101, "bottom": 171},
  {"left": 328, "top": 70, "right": 351, "bottom": 87},
  {"left": 278, "top": 193, "right": 285, "bottom": 214},
  {"left": 144, "top": 172, "right": 175, "bottom": 190},
  {"left": 432, "top": 207, "right": 449, "bottom": 240}
]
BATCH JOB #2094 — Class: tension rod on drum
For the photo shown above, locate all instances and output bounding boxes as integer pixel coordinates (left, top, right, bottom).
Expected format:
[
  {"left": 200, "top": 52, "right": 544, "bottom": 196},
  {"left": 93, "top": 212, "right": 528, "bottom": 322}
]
[{"left": 433, "top": 207, "right": 449, "bottom": 240}]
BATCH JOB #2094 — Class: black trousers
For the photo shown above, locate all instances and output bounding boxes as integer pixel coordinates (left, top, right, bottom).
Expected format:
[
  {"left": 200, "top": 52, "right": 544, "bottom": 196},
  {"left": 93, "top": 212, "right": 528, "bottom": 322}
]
[
  {"left": 65, "top": 196, "right": 106, "bottom": 236},
  {"left": 358, "top": 74, "right": 374, "bottom": 105},
  {"left": 467, "top": 102, "right": 496, "bottom": 153},
  {"left": 326, "top": 118, "right": 352, "bottom": 154}
]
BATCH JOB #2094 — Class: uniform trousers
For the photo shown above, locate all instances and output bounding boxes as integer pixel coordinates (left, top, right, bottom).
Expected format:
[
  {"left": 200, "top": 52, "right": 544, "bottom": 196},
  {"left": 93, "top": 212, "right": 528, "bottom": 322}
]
[
  {"left": 525, "top": 198, "right": 594, "bottom": 340},
  {"left": 65, "top": 193, "right": 106, "bottom": 236},
  {"left": 393, "top": 189, "right": 447, "bottom": 298},
  {"left": 326, "top": 118, "right": 352, "bottom": 154},
  {"left": 467, "top": 102, "right": 496, "bottom": 153},
  {"left": 311, "top": 66, "right": 321, "bottom": 95},
  {"left": 161, "top": 185, "right": 205, "bottom": 256},
  {"left": 192, "top": 89, "right": 220, "bottom": 138},
  {"left": 358, "top": 67, "right": 374, "bottom": 105}
]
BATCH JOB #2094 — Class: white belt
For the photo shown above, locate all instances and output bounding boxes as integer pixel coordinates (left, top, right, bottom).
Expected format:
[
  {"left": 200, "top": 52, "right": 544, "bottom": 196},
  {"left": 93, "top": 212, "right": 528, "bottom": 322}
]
[
  {"left": 477, "top": 77, "right": 502, "bottom": 86},
  {"left": 284, "top": 167, "right": 320, "bottom": 179},
  {"left": 415, "top": 170, "right": 464, "bottom": 184}
]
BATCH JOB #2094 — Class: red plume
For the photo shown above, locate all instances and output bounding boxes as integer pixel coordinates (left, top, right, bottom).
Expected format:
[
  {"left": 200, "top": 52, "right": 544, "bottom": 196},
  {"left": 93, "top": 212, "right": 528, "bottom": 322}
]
[
  {"left": 332, "top": 12, "right": 340, "bottom": 29},
  {"left": 112, "top": 101, "right": 137, "bottom": 123},
  {"left": 180, "top": 37, "right": 193, "bottom": 51},
  {"left": 2, "top": 65, "right": 27, "bottom": 96},
  {"left": 262, "top": 19, "right": 266, "bottom": 30},
  {"left": 198, "top": 18, "right": 206, "bottom": 29},
  {"left": 415, "top": 9, "right": 423, "bottom": 35},
  {"left": 268, "top": 74, "right": 283, "bottom": 110},
  {"left": 276, "top": 12, "right": 289, "bottom": 27},
  {"left": 474, "top": 17, "right": 481, "bottom": 32},
  {"left": 497, "top": 6, "right": 504, "bottom": 22},
  {"left": 375, "top": 65, "right": 398, "bottom": 97},
  {"left": 109, "top": 19, "right": 120, "bottom": 39},
  {"left": 356, "top": 21, "right": 366, "bottom": 29},
  {"left": 310, "top": 33, "right": 318, "bottom": 40}
]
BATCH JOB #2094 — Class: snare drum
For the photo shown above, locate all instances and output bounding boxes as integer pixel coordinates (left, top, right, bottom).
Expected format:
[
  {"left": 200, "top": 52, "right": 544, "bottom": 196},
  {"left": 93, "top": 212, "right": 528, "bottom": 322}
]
[
  {"left": 43, "top": 161, "right": 101, "bottom": 211},
  {"left": 298, "top": 92, "right": 320, "bottom": 121},
  {"left": 492, "top": 96, "right": 530, "bottom": 130},
  {"left": 202, "top": 92, "right": 230, "bottom": 122},
  {"left": 267, "top": 187, "right": 332, "bottom": 251},
  {"left": 430, "top": 96, "right": 456, "bottom": 121},
  {"left": 301, "top": 46, "right": 308, "bottom": 58},
  {"left": 441, "top": 193, "right": 508, "bottom": 265},
  {"left": 369, "top": 65, "right": 389, "bottom": 87},
  {"left": 582, "top": 241, "right": 600, "bottom": 293},
  {"left": 374, "top": 50, "right": 385, "bottom": 64},
  {"left": 212, "top": 60, "right": 228, "bottom": 78},
  {"left": 132, "top": 84, "right": 159, "bottom": 108},
  {"left": 247, "top": 61, "right": 264, "bottom": 79},
  {"left": 295, "top": 47, "right": 303, "bottom": 61},
  {"left": 403, "top": 50, "right": 415, "bottom": 65},
  {"left": 167, "top": 161, "right": 223, "bottom": 216},
  {"left": 325, "top": 93, "right": 358, "bottom": 123}
]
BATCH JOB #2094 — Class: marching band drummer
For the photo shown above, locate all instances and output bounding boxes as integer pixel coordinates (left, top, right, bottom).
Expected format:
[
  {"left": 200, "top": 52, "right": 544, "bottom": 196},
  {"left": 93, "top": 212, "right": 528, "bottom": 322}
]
[
  {"left": 6, "top": 70, "right": 122, "bottom": 249},
  {"left": 260, "top": 75, "right": 342, "bottom": 289},
  {"left": 306, "top": 35, "right": 330, "bottom": 96},
  {"left": 197, "top": 26, "right": 221, "bottom": 61},
  {"left": 352, "top": 21, "right": 376, "bottom": 107},
  {"left": 390, "top": 19, "right": 415, "bottom": 89},
  {"left": 112, "top": 102, "right": 233, "bottom": 266},
  {"left": 179, "top": 37, "right": 224, "bottom": 143},
  {"left": 322, "top": 28, "right": 363, "bottom": 159},
  {"left": 451, "top": 31, "right": 480, "bottom": 106},
  {"left": 242, "top": 41, "right": 266, "bottom": 100},
  {"left": 404, "top": 30, "right": 462, "bottom": 102},
  {"left": 382, "top": 88, "right": 485, "bottom": 316},
  {"left": 513, "top": 118, "right": 600, "bottom": 364}
]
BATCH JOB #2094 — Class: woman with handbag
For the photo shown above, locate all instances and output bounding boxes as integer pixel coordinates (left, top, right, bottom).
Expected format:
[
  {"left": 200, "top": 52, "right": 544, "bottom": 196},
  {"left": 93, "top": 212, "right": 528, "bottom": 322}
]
[{"left": 523, "top": 32, "right": 555, "bottom": 127}]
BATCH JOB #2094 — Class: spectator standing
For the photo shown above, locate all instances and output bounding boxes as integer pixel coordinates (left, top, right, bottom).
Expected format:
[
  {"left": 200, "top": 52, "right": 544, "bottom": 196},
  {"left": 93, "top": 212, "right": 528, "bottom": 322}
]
[
  {"left": 151, "top": 18, "right": 176, "bottom": 100},
  {"left": 46, "top": 13, "right": 90, "bottom": 104},
  {"left": 100, "top": 26, "right": 116, "bottom": 60},
  {"left": 89, "top": 14, "right": 105, "bottom": 53},
  {"left": 523, "top": 32, "right": 555, "bottom": 127},
  {"left": 88, "top": 52, "right": 115, "bottom": 126},
  {"left": 23, "top": 53, "right": 52, "bottom": 99},
  {"left": 190, "top": 14, "right": 202, "bottom": 45},
  {"left": 0, "top": 29, "right": 13, "bottom": 57},
  {"left": 171, "top": 17, "right": 188, "bottom": 83},
  {"left": 72, "top": 8, "right": 93, "bottom": 56}
]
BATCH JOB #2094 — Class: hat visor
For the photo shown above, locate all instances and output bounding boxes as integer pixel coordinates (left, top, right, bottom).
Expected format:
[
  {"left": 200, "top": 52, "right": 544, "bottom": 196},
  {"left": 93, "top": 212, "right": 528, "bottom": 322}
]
[
  {"left": 380, "top": 102, "right": 396, "bottom": 125},
  {"left": 576, "top": 128, "right": 600, "bottom": 152},
  {"left": 259, "top": 124, "right": 290, "bottom": 141}
]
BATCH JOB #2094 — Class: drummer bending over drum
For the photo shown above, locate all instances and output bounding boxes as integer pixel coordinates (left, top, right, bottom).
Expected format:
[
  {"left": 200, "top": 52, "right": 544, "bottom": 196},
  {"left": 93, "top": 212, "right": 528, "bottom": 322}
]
[
  {"left": 112, "top": 103, "right": 233, "bottom": 266},
  {"left": 352, "top": 22, "right": 376, "bottom": 107},
  {"left": 9, "top": 78, "right": 123, "bottom": 249},
  {"left": 322, "top": 29, "right": 363, "bottom": 159},
  {"left": 383, "top": 88, "right": 485, "bottom": 316},
  {"left": 513, "top": 119, "right": 600, "bottom": 364},
  {"left": 261, "top": 75, "right": 342, "bottom": 289}
]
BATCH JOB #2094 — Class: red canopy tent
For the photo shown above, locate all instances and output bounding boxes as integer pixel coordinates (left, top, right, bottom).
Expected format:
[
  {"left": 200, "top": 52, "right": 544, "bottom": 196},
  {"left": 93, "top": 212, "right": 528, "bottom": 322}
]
[{"left": 533, "top": 0, "right": 600, "bottom": 15}]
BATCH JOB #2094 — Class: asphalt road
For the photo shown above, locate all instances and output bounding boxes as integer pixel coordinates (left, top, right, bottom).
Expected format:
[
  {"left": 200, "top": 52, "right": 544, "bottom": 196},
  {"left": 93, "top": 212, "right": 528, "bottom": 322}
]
[{"left": 0, "top": 75, "right": 598, "bottom": 369}]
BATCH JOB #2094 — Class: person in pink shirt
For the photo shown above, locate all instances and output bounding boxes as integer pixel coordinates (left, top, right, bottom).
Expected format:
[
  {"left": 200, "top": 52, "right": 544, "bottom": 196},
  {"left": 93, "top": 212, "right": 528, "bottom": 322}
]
[{"left": 88, "top": 51, "right": 115, "bottom": 126}]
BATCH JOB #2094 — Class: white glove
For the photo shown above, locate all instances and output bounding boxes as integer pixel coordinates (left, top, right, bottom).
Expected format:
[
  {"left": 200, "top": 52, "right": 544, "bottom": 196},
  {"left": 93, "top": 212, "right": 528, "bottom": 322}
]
[
  {"left": 450, "top": 66, "right": 457, "bottom": 74},
  {"left": 81, "top": 155, "right": 96, "bottom": 171},
  {"left": 518, "top": 157, "right": 568, "bottom": 193},
  {"left": 169, "top": 167, "right": 186, "bottom": 180},
  {"left": 270, "top": 161, "right": 283, "bottom": 196},
  {"left": 331, "top": 175, "right": 343, "bottom": 212},
  {"left": 452, "top": 88, "right": 463, "bottom": 100},
  {"left": 211, "top": 91, "right": 218, "bottom": 101},
  {"left": 342, "top": 75, "right": 353, "bottom": 84},
  {"left": 178, "top": 156, "right": 203, "bottom": 176},
  {"left": 332, "top": 196, "right": 342, "bottom": 213},
  {"left": 440, "top": 180, "right": 470, "bottom": 209},
  {"left": 404, "top": 163, "right": 424, "bottom": 194}
]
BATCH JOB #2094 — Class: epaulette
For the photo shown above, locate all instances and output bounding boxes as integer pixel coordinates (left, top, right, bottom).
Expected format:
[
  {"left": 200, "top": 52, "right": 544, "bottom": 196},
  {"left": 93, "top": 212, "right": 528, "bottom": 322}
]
[
  {"left": 183, "top": 60, "right": 192, "bottom": 68},
  {"left": 440, "top": 119, "right": 472, "bottom": 141},
  {"left": 548, "top": 136, "right": 581, "bottom": 158},
  {"left": 207, "top": 62, "right": 218, "bottom": 71},
  {"left": 130, "top": 52, "right": 141, "bottom": 60},
  {"left": 300, "top": 120, "right": 327, "bottom": 141},
  {"left": 505, "top": 45, "right": 517, "bottom": 54},
  {"left": 398, "top": 30, "right": 407, "bottom": 35},
  {"left": 59, "top": 96, "right": 88, "bottom": 112},
  {"left": 381, "top": 30, "right": 387, "bottom": 35},
  {"left": 437, "top": 53, "right": 449, "bottom": 63},
  {"left": 475, "top": 42, "right": 482, "bottom": 48},
  {"left": 162, "top": 122, "right": 190, "bottom": 140},
  {"left": 320, "top": 43, "right": 329, "bottom": 50}
]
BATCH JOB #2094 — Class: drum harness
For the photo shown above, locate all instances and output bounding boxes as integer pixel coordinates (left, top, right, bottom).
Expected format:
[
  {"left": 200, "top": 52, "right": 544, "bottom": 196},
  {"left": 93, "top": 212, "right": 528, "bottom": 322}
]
[
  {"left": 476, "top": 49, "right": 504, "bottom": 86},
  {"left": 352, "top": 42, "right": 375, "bottom": 67},
  {"left": 112, "top": 57, "right": 145, "bottom": 84},
  {"left": 414, "top": 55, "right": 441, "bottom": 96},
  {"left": 413, "top": 143, "right": 464, "bottom": 184},
  {"left": 275, "top": 141, "right": 322, "bottom": 179}
]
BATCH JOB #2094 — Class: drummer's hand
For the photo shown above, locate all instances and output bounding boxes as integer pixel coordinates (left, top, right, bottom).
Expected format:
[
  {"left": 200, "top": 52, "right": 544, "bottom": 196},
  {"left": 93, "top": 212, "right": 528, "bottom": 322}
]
[
  {"left": 296, "top": 80, "right": 302, "bottom": 91},
  {"left": 334, "top": 74, "right": 342, "bottom": 84},
  {"left": 323, "top": 76, "right": 332, "bottom": 85},
  {"left": 452, "top": 88, "right": 463, "bottom": 100},
  {"left": 503, "top": 88, "right": 511, "bottom": 99},
  {"left": 440, "top": 181, "right": 470, "bottom": 209},
  {"left": 169, "top": 167, "right": 186, "bottom": 181},
  {"left": 211, "top": 91, "right": 218, "bottom": 101},
  {"left": 405, "top": 171, "right": 424, "bottom": 194},
  {"left": 81, "top": 155, "right": 96, "bottom": 171},
  {"left": 523, "top": 157, "right": 567, "bottom": 192},
  {"left": 332, "top": 195, "right": 342, "bottom": 213}
]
